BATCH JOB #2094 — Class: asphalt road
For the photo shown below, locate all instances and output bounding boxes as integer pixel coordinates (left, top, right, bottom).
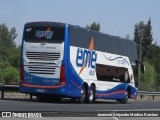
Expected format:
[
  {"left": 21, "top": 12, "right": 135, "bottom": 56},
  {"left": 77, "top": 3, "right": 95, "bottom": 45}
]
[
  {"left": 0, "top": 98, "right": 160, "bottom": 111},
  {"left": 0, "top": 99, "right": 160, "bottom": 119}
]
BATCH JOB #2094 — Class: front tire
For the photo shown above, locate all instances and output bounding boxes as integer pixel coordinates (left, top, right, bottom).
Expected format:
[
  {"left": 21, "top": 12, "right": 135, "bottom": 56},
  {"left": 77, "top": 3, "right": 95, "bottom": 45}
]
[{"left": 120, "top": 91, "right": 128, "bottom": 104}]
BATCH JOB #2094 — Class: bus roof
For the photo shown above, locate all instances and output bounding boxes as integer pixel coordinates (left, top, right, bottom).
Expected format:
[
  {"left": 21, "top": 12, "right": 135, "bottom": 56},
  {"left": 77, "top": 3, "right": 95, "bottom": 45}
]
[{"left": 24, "top": 21, "right": 138, "bottom": 64}]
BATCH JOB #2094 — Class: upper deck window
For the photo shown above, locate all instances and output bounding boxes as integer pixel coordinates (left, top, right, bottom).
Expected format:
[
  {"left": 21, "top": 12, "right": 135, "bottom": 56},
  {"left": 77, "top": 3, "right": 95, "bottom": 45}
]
[{"left": 24, "top": 26, "right": 65, "bottom": 43}]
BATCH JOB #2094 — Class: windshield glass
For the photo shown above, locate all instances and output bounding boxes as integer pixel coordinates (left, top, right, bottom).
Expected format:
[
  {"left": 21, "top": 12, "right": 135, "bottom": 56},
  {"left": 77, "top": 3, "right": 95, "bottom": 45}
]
[{"left": 23, "top": 26, "right": 65, "bottom": 43}]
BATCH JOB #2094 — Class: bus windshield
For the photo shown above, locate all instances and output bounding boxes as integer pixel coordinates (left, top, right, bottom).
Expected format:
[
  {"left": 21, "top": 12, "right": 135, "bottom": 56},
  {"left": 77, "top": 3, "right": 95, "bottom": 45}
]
[{"left": 23, "top": 26, "right": 65, "bottom": 43}]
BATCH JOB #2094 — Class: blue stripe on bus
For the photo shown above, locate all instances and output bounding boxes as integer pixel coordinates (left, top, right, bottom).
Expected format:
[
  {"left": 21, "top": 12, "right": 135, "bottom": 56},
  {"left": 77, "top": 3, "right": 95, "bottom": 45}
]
[{"left": 96, "top": 83, "right": 137, "bottom": 99}]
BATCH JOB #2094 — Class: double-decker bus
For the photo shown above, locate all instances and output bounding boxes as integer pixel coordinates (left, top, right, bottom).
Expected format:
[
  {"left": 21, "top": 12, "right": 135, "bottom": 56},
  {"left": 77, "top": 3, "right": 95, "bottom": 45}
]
[{"left": 20, "top": 22, "right": 138, "bottom": 103}]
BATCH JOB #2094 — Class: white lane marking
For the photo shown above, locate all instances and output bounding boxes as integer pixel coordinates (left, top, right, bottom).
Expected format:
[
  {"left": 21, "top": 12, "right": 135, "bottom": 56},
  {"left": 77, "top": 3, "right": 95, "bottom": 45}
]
[{"left": 112, "top": 117, "right": 119, "bottom": 120}]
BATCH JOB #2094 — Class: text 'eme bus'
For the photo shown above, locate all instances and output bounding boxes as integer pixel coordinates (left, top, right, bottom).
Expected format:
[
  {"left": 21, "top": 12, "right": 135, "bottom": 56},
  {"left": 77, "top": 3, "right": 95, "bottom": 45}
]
[{"left": 20, "top": 22, "right": 139, "bottom": 103}]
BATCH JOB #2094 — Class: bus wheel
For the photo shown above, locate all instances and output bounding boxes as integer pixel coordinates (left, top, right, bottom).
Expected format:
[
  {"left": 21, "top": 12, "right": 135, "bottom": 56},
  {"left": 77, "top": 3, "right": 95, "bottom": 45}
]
[
  {"left": 120, "top": 91, "right": 128, "bottom": 104},
  {"left": 88, "top": 85, "right": 95, "bottom": 103},
  {"left": 79, "top": 86, "right": 86, "bottom": 103}
]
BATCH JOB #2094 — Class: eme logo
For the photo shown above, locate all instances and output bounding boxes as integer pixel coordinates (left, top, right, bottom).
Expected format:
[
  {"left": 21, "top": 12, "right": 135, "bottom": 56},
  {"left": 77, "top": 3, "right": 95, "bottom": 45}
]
[
  {"left": 76, "top": 48, "right": 97, "bottom": 68},
  {"left": 76, "top": 37, "right": 97, "bottom": 75}
]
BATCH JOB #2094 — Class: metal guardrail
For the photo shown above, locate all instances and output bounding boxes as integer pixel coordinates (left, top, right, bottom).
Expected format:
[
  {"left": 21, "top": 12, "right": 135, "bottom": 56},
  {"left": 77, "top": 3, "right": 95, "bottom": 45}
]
[
  {"left": 0, "top": 85, "right": 32, "bottom": 100},
  {"left": 137, "top": 91, "right": 160, "bottom": 100},
  {"left": 138, "top": 91, "right": 160, "bottom": 95}
]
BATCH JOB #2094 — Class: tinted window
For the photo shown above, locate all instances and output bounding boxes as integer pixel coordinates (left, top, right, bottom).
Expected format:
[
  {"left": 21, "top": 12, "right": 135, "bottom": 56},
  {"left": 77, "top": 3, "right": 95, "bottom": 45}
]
[
  {"left": 96, "top": 64, "right": 130, "bottom": 83},
  {"left": 24, "top": 27, "right": 65, "bottom": 43}
]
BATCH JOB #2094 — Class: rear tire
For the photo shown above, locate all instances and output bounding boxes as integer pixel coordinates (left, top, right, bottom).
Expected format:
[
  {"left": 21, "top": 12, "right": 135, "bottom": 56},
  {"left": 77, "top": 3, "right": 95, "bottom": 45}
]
[
  {"left": 88, "top": 85, "right": 95, "bottom": 103},
  {"left": 79, "top": 86, "right": 86, "bottom": 103}
]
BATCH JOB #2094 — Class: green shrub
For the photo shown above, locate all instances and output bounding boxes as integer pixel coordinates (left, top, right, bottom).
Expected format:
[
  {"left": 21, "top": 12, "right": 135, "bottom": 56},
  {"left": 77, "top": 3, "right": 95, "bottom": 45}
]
[
  {"left": 141, "top": 61, "right": 157, "bottom": 91},
  {"left": 0, "top": 59, "right": 20, "bottom": 84},
  {"left": 0, "top": 60, "right": 10, "bottom": 84},
  {"left": 1, "top": 66, "right": 19, "bottom": 84}
]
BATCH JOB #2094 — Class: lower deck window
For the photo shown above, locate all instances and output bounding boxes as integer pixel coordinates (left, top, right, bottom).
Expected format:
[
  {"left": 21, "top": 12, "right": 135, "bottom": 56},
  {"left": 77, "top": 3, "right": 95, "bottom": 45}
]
[{"left": 96, "top": 64, "right": 130, "bottom": 83}]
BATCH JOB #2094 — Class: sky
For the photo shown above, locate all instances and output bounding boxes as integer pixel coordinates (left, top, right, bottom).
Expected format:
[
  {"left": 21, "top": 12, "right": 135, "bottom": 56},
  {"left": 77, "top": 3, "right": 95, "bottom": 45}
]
[{"left": 0, "top": 0, "right": 160, "bottom": 45}]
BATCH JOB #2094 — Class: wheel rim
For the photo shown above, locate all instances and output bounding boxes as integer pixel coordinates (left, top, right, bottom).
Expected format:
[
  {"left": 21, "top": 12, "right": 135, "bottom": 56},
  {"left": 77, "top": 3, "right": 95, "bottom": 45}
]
[
  {"left": 125, "top": 91, "right": 128, "bottom": 97},
  {"left": 124, "top": 91, "right": 128, "bottom": 103},
  {"left": 89, "top": 89, "right": 94, "bottom": 101},
  {"left": 81, "top": 88, "right": 85, "bottom": 101}
]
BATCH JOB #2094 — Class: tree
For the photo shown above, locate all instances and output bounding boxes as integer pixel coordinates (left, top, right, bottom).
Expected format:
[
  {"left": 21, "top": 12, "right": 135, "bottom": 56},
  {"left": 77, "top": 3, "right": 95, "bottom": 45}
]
[
  {"left": 144, "top": 18, "right": 153, "bottom": 47},
  {"left": 143, "top": 18, "right": 153, "bottom": 59},
  {"left": 134, "top": 21, "right": 145, "bottom": 60},
  {"left": 133, "top": 18, "right": 153, "bottom": 61},
  {"left": 134, "top": 18, "right": 160, "bottom": 91},
  {"left": 0, "top": 23, "right": 19, "bottom": 84},
  {"left": 0, "top": 24, "right": 17, "bottom": 61},
  {"left": 133, "top": 18, "right": 160, "bottom": 91},
  {"left": 86, "top": 22, "right": 100, "bottom": 31}
]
